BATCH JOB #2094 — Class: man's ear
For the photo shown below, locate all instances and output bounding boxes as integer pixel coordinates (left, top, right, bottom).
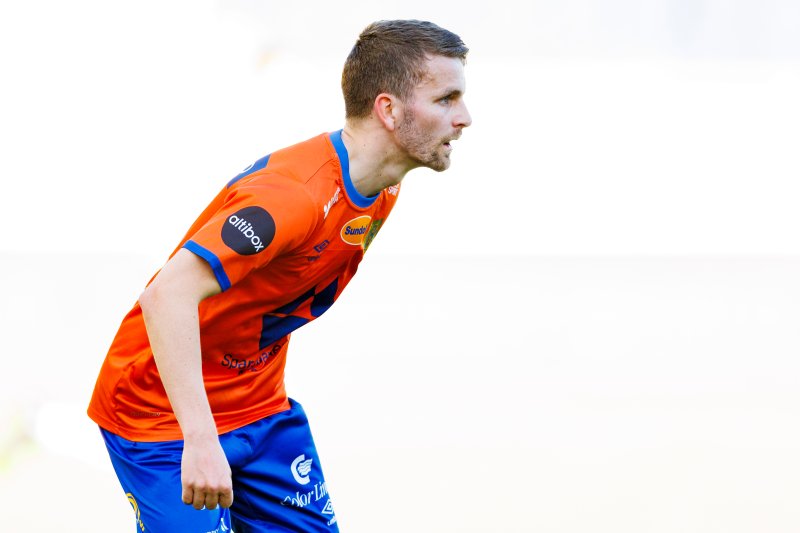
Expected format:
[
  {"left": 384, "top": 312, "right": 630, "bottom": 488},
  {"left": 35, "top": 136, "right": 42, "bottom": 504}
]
[{"left": 373, "top": 93, "right": 401, "bottom": 131}]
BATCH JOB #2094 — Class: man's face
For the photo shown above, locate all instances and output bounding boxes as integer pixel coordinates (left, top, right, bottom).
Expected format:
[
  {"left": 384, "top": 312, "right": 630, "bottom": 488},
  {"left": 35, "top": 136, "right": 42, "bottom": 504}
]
[{"left": 396, "top": 55, "right": 472, "bottom": 172}]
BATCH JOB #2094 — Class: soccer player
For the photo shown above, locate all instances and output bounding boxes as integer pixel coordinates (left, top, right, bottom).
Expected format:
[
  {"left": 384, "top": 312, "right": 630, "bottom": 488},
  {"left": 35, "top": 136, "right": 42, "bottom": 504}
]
[{"left": 88, "top": 19, "right": 471, "bottom": 532}]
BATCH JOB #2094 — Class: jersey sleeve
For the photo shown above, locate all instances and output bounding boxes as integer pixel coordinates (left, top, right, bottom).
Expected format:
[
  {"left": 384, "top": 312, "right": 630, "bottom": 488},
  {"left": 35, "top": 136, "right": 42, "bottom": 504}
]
[{"left": 182, "top": 177, "right": 319, "bottom": 291}]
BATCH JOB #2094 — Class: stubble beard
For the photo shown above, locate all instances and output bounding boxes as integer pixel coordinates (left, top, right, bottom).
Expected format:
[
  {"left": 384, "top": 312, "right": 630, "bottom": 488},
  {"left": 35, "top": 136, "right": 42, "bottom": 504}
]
[{"left": 396, "top": 108, "right": 450, "bottom": 172}]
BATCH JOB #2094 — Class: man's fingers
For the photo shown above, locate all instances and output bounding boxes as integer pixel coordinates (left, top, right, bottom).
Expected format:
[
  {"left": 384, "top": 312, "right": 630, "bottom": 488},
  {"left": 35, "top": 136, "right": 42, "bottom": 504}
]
[
  {"left": 192, "top": 488, "right": 206, "bottom": 510},
  {"left": 204, "top": 492, "right": 220, "bottom": 510},
  {"left": 219, "top": 489, "right": 234, "bottom": 509},
  {"left": 182, "top": 484, "right": 233, "bottom": 511},
  {"left": 204, "top": 488, "right": 234, "bottom": 510}
]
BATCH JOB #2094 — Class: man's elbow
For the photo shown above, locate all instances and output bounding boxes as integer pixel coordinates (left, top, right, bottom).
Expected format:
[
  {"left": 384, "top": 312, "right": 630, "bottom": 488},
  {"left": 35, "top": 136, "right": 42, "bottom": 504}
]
[
  {"left": 138, "top": 283, "right": 162, "bottom": 315},
  {"left": 138, "top": 276, "right": 179, "bottom": 315}
]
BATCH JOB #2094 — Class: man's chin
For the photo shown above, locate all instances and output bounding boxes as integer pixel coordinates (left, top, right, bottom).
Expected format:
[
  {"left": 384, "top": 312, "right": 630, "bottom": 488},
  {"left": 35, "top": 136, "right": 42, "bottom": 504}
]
[{"left": 426, "top": 157, "right": 451, "bottom": 172}]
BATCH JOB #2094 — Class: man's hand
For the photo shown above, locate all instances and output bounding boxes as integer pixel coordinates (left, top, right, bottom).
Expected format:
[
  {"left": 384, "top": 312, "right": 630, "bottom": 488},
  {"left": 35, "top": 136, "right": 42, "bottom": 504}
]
[{"left": 181, "top": 437, "right": 234, "bottom": 510}]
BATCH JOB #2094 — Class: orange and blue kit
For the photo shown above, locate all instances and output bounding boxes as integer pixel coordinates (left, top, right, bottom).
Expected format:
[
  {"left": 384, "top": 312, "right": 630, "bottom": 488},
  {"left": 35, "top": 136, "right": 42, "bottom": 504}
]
[{"left": 88, "top": 130, "right": 400, "bottom": 442}]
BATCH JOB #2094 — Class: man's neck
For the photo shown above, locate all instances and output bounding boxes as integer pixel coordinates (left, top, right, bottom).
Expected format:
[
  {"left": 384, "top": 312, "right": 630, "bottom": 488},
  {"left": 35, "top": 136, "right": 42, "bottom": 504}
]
[{"left": 340, "top": 122, "right": 416, "bottom": 198}]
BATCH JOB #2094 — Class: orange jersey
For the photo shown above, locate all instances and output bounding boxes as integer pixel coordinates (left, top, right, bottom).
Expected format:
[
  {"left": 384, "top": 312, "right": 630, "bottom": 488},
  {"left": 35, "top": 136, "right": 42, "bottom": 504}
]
[{"left": 88, "top": 131, "right": 400, "bottom": 441}]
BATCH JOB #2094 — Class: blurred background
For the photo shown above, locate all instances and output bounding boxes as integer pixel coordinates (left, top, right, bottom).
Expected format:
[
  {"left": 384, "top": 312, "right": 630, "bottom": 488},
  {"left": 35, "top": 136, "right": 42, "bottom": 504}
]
[{"left": 1, "top": 1, "right": 799, "bottom": 531}]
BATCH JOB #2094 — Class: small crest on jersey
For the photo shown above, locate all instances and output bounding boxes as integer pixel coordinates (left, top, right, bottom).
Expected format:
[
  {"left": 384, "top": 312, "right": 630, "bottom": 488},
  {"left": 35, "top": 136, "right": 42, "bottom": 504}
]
[
  {"left": 362, "top": 219, "right": 384, "bottom": 251},
  {"left": 388, "top": 184, "right": 400, "bottom": 196},
  {"left": 340, "top": 216, "right": 371, "bottom": 246}
]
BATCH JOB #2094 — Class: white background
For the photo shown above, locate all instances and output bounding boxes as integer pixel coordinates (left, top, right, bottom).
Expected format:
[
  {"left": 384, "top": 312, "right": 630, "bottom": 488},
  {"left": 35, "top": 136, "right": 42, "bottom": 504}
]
[{"left": 1, "top": 1, "right": 799, "bottom": 531}]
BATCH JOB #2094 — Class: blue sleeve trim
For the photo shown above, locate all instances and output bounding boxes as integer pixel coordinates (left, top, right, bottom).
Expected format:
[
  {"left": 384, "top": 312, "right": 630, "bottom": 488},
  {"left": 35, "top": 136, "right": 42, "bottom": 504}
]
[
  {"left": 183, "top": 240, "right": 232, "bottom": 292},
  {"left": 329, "top": 129, "right": 379, "bottom": 208}
]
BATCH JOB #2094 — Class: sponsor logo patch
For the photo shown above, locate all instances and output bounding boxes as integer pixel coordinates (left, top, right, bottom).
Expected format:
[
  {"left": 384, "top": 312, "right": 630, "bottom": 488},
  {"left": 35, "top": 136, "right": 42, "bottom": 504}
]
[
  {"left": 340, "top": 215, "right": 371, "bottom": 246},
  {"left": 221, "top": 343, "right": 282, "bottom": 375},
  {"left": 291, "top": 454, "right": 313, "bottom": 485},
  {"left": 281, "top": 481, "right": 333, "bottom": 516},
  {"left": 221, "top": 206, "right": 276, "bottom": 255}
]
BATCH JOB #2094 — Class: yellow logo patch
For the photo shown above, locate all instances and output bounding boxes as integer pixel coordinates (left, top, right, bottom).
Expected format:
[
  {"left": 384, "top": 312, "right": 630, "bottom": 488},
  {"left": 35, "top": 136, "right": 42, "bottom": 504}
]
[{"left": 340, "top": 216, "right": 371, "bottom": 246}]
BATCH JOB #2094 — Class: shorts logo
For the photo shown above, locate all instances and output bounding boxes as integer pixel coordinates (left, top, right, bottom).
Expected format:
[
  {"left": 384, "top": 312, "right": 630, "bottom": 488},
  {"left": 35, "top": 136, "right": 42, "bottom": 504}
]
[
  {"left": 126, "top": 493, "right": 146, "bottom": 532},
  {"left": 205, "top": 516, "right": 230, "bottom": 532},
  {"left": 291, "top": 454, "right": 313, "bottom": 485},
  {"left": 221, "top": 206, "right": 276, "bottom": 255},
  {"left": 340, "top": 215, "right": 371, "bottom": 246},
  {"left": 205, "top": 516, "right": 230, "bottom": 533}
]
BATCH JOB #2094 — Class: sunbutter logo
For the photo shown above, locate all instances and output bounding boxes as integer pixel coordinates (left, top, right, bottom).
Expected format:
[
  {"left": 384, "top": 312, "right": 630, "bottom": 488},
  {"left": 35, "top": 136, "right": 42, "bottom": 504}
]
[
  {"left": 340, "top": 215, "right": 371, "bottom": 246},
  {"left": 221, "top": 206, "right": 276, "bottom": 255}
]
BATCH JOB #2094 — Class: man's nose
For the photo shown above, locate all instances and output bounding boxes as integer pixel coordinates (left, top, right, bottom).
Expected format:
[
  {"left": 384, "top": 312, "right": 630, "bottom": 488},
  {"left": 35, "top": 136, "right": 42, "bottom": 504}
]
[{"left": 456, "top": 100, "right": 472, "bottom": 128}]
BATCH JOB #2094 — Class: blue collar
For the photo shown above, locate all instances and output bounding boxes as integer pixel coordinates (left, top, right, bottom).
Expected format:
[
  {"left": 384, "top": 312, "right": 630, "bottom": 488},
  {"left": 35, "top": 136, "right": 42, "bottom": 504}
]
[{"left": 329, "top": 129, "right": 379, "bottom": 208}]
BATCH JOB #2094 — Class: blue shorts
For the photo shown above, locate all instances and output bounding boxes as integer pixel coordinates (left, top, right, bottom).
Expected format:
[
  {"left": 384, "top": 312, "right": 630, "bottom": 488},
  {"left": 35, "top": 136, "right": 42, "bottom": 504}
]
[{"left": 101, "top": 399, "right": 339, "bottom": 532}]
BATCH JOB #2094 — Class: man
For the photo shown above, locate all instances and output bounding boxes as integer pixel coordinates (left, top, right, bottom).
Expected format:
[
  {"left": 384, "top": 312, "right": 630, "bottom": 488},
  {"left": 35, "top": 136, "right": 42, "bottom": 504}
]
[{"left": 88, "top": 19, "right": 471, "bottom": 532}]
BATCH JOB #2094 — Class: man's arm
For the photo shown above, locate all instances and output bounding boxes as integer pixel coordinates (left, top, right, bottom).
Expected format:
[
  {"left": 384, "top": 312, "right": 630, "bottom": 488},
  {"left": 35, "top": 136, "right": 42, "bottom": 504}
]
[{"left": 138, "top": 248, "right": 232, "bottom": 510}]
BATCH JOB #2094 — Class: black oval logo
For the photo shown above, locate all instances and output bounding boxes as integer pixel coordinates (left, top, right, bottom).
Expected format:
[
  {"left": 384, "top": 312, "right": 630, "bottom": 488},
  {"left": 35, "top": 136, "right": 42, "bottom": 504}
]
[{"left": 221, "top": 206, "right": 276, "bottom": 255}]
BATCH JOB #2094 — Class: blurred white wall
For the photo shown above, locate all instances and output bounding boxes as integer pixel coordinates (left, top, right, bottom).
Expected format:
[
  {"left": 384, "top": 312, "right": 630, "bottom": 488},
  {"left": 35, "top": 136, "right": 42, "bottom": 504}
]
[
  {"left": 1, "top": 1, "right": 799, "bottom": 532},
  {"left": 1, "top": 0, "right": 799, "bottom": 256}
]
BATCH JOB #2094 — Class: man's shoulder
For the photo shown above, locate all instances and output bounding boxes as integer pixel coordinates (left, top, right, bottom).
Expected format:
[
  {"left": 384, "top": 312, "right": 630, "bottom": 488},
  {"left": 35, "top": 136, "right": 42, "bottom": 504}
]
[
  {"left": 265, "top": 132, "right": 339, "bottom": 183},
  {"left": 225, "top": 132, "right": 337, "bottom": 190}
]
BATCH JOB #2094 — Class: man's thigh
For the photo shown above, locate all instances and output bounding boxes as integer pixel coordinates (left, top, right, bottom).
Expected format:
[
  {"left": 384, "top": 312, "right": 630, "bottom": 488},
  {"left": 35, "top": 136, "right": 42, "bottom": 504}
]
[
  {"left": 225, "top": 399, "right": 339, "bottom": 533},
  {"left": 101, "top": 428, "right": 232, "bottom": 533}
]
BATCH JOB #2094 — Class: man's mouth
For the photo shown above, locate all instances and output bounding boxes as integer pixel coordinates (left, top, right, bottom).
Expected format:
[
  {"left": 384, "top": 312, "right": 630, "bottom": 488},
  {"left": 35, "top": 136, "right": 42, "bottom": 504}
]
[{"left": 444, "top": 132, "right": 461, "bottom": 149}]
